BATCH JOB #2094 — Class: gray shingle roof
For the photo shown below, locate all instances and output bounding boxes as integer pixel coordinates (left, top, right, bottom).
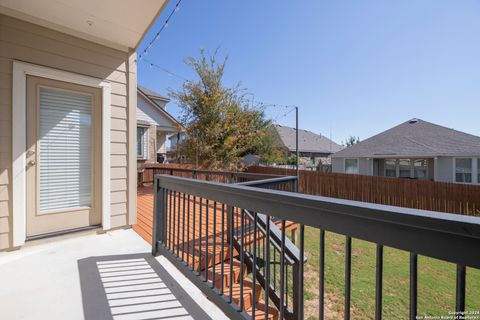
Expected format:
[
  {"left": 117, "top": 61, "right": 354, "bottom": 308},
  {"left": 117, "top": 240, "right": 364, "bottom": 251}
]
[
  {"left": 274, "top": 125, "right": 343, "bottom": 154},
  {"left": 332, "top": 118, "right": 480, "bottom": 158},
  {"left": 138, "top": 85, "right": 170, "bottom": 102}
]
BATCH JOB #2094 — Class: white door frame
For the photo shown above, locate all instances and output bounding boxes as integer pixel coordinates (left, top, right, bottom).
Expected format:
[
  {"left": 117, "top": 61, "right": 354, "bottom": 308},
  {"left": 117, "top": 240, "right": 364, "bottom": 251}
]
[{"left": 12, "top": 61, "right": 111, "bottom": 247}]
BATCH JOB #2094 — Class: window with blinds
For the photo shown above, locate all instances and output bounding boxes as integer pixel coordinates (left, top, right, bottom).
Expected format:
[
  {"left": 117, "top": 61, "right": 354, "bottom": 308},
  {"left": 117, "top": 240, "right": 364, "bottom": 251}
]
[
  {"left": 39, "top": 87, "right": 92, "bottom": 212},
  {"left": 137, "top": 126, "right": 148, "bottom": 159}
]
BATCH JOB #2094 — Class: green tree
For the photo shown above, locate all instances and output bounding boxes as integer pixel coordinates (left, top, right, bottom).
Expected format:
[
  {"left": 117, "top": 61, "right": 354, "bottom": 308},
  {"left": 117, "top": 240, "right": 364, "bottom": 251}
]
[
  {"left": 169, "top": 49, "right": 282, "bottom": 169},
  {"left": 286, "top": 154, "right": 298, "bottom": 166},
  {"left": 344, "top": 136, "right": 360, "bottom": 147}
]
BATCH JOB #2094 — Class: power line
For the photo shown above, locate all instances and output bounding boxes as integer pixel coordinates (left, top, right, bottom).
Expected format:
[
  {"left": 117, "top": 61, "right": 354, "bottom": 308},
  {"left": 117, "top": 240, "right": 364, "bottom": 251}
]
[
  {"left": 138, "top": 0, "right": 184, "bottom": 61},
  {"left": 144, "top": 59, "right": 190, "bottom": 81},
  {"left": 142, "top": 57, "right": 298, "bottom": 122},
  {"left": 272, "top": 106, "right": 296, "bottom": 123}
]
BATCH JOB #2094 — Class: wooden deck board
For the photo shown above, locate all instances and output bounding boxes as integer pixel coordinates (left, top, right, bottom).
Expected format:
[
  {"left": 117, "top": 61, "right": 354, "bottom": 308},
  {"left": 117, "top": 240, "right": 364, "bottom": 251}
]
[
  {"left": 134, "top": 183, "right": 294, "bottom": 320},
  {"left": 135, "top": 184, "right": 297, "bottom": 246}
]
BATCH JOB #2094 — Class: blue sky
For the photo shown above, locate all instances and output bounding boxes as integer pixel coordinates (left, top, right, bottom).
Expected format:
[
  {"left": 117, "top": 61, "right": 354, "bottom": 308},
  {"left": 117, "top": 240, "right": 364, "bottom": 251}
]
[{"left": 137, "top": 1, "right": 480, "bottom": 145}]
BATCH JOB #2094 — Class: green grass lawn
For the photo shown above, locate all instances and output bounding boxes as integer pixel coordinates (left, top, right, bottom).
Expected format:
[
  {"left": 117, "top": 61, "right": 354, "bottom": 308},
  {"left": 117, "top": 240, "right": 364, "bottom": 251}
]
[{"left": 302, "top": 227, "right": 480, "bottom": 320}]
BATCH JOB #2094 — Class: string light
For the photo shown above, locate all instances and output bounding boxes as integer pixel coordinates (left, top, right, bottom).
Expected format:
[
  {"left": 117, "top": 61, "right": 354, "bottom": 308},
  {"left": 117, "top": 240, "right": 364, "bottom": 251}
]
[
  {"left": 138, "top": 0, "right": 184, "bottom": 61},
  {"left": 141, "top": 59, "right": 297, "bottom": 124},
  {"left": 143, "top": 59, "right": 190, "bottom": 81},
  {"left": 272, "top": 107, "right": 296, "bottom": 123}
]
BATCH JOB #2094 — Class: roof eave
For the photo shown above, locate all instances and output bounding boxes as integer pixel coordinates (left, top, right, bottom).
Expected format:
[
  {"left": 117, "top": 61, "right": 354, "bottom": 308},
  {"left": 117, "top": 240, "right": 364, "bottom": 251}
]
[{"left": 138, "top": 90, "right": 186, "bottom": 131}]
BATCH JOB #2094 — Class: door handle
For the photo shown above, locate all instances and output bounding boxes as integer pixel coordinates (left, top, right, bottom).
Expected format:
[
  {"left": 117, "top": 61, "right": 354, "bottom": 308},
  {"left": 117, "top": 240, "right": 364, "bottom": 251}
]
[{"left": 29, "top": 160, "right": 36, "bottom": 166}]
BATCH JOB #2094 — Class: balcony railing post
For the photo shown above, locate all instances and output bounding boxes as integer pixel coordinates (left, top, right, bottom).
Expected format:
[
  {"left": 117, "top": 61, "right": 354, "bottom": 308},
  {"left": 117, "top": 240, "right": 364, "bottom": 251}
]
[
  {"left": 152, "top": 177, "right": 164, "bottom": 256},
  {"left": 292, "top": 263, "right": 301, "bottom": 320},
  {"left": 226, "top": 205, "right": 233, "bottom": 244}
]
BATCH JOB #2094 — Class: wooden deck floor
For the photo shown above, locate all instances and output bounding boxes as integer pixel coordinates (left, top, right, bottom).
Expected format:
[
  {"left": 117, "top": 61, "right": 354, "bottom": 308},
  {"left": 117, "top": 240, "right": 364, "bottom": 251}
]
[
  {"left": 134, "top": 184, "right": 297, "bottom": 247},
  {"left": 133, "top": 185, "right": 156, "bottom": 244}
]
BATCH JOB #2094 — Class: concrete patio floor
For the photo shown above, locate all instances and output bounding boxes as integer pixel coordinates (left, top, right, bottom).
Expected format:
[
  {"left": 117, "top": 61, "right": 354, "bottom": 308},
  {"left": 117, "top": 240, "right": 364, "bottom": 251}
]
[{"left": 0, "top": 229, "right": 228, "bottom": 320}]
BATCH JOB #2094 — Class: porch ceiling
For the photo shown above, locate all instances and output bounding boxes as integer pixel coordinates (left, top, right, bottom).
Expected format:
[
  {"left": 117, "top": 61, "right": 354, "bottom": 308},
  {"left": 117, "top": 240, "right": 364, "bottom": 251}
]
[{"left": 0, "top": 0, "right": 168, "bottom": 51}]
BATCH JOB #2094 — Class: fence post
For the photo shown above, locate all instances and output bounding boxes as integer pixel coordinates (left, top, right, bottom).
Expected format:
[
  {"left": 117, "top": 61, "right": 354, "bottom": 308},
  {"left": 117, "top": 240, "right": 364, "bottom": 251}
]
[{"left": 152, "top": 177, "right": 164, "bottom": 256}]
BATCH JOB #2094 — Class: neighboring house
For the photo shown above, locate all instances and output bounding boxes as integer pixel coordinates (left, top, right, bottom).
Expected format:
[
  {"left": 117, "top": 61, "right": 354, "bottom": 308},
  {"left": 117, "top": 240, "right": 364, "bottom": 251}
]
[
  {"left": 136, "top": 86, "right": 184, "bottom": 164},
  {"left": 0, "top": 1, "right": 168, "bottom": 250},
  {"left": 273, "top": 125, "right": 343, "bottom": 167},
  {"left": 167, "top": 131, "right": 188, "bottom": 162},
  {"left": 240, "top": 154, "right": 261, "bottom": 167},
  {"left": 332, "top": 118, "right": 480, "bottom": 184},
  {"left": 168, "top": 131, "right": 188, "bottom": 152}
]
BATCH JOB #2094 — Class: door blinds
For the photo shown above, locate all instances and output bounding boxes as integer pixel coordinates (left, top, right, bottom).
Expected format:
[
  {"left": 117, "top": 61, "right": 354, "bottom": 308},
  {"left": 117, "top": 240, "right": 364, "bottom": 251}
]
[{"left": 39, "top": 87, "right": 92, "bottom": 212}]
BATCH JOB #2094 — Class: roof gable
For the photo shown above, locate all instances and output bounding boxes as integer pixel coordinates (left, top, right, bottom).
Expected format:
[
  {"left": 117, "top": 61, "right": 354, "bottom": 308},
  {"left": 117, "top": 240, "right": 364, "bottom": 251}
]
[
  {"left": 333, "top": 118, "right": 480, "bottom": 158},
  {"left": 136, "top": 88, "right": 184, "bottom": 131},
  {"left": 138, "top": 85, "right": 170, "bottom": 103},
  {"left": 274, "top": 125, "right": 343, "bottom": 154}
]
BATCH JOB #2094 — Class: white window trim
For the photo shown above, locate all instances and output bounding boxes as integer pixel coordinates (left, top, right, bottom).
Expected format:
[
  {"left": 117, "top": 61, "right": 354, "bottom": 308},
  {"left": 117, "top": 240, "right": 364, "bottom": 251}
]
[
  {"left": 12, "top": 61, "right": 111, "bottom": 247},
  {"left": 344, "top": 158, "right": 359, "bottom": 174},
  {"left": 137, "top": 125, "right": 149, "bottom": 160},
  {"left": 453, "top": 157, "right": 478, "bottom": 184}
]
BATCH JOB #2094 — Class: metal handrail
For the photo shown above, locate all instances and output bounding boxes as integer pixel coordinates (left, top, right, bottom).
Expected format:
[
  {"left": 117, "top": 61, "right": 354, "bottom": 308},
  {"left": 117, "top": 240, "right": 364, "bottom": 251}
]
[
  {"left": 154, "top": 174, "right": 480, "bottom": 268},
  {"left": 236, "top": 175, "right": 305, "bottom": 263},
  {"left": 141, "top": 166, "right": 284, "bottom": 184},
  {"left": 153, "top": 174, "right": 480, "bottom": 319},
  {"left": 236, "top": 175, "right": 298, "bottom": 187}
]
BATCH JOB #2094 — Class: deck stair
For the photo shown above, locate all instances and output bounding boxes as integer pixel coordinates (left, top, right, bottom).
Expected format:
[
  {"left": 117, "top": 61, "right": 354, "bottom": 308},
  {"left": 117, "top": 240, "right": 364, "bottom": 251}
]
[{"left": 136, "top": 184, "right": 299, "bottom": 320}]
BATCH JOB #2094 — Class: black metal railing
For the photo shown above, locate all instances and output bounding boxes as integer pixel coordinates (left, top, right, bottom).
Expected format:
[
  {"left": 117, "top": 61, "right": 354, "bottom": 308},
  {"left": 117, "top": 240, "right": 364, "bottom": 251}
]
[
  {"left": 234, "top": 176, "right": 302, "bottom": 320},
  {"left": 151, "top": 174, "right": 480, "bottom": 320},
  {"left": 139, "top": 166, "right": 283, "bottom": 186}
]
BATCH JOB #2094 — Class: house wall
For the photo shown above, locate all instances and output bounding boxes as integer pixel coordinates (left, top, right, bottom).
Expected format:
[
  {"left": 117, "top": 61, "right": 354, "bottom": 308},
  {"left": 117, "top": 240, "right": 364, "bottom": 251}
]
[
  {"left": 331, "top": 157, "right": 369, "bottom": 175},
  {"left": 0, "top": 14, "right": 134, "bottom": 250},
  {"left": 157, "top": 132, "right": 167, "bottom": 154},
  {"left": 331, "top": 157, "right": 344, "bottom": 173},
  {"left": 136, "top": 94, "right": 172, "bottom": 128},
  {"left": 359, "top": 158, "right": 370, "bottom": 175},
  {"left": 334, "top": 156, "right": 452, "bottom": 182},
  {"left": 436, "top": 157, "right": 454, "bottom": 183},
  {"left": 136, "top": 93, "right": 179, "bottom": 164},
  {"left": 147, "top": 125, "right": 157, "bottom": 162}
]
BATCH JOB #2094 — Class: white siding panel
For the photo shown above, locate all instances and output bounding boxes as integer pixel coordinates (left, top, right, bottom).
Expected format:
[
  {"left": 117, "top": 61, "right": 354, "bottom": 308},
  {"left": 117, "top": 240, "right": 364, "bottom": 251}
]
[
  {"left": 0, "top": 233, "right": 9, "bottom": 250},
  {"left": 0, "top": 201, "right": 9, "bottom": 217},
  {"left": 110, "top": 179, "right": 127, "bottom": 192},
  {"left": 0, "top": 217, "right": 8, "bottom": 233},
  {"left": 136, "top": 94, "right": 176, "bottom": 128}
]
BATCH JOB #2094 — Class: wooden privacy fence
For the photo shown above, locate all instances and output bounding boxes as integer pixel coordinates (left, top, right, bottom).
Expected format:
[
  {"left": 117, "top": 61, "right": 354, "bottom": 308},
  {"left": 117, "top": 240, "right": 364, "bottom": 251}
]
[{"left": 246, "top": 166, "right": 480, "bottom": 216}]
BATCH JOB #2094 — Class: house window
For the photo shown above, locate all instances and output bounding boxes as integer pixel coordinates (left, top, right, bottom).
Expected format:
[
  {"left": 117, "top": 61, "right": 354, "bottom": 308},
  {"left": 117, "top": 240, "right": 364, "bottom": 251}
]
[
  {"left": 414, "top": 159, "right": 428, "bottom": 180},
  {"left": 385, "top": 159, "right": 396, "bottom": 177},
  {"left": 398, "top": 159, "right": 411, "bottom": 178},
  {"left": 478, "top": 159, "right": 480, "bottom": 184},
  {"left": 345, "top": 159, "right": 359, "bottom": 174},
  {"left": 455, "top": 158, "right": 472, "bottom": 183},
  {"left": 137, "top": 127, "right": 148, "bottom": 159}
]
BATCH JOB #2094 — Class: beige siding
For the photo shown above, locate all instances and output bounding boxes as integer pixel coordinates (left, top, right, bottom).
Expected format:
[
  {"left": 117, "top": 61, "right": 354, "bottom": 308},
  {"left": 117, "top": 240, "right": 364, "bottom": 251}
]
[{"left": 0, "top": 14, "right": 134, "bottom": 250}]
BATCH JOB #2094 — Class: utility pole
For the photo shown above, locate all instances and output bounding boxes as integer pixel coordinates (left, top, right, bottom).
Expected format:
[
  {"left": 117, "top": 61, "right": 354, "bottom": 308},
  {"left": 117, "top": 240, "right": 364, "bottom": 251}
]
[{"left": 295, "top": 106, "right": 299, "bottom": 190}]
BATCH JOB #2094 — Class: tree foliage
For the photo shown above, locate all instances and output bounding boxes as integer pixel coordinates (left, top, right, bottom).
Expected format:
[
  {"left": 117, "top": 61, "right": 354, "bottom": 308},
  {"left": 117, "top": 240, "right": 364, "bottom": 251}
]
[
  {"left": 344, "top": 136, "right": 360, "bottom": 147},
  {"left": 169, "top": 50, "right": 283, "bottom": 169}
]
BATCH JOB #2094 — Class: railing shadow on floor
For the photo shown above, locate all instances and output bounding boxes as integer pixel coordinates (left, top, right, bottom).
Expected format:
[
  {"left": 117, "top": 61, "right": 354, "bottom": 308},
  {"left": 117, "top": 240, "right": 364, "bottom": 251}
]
[{"left": 78, "top": 253, "right": 212, "bottom": 320}]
